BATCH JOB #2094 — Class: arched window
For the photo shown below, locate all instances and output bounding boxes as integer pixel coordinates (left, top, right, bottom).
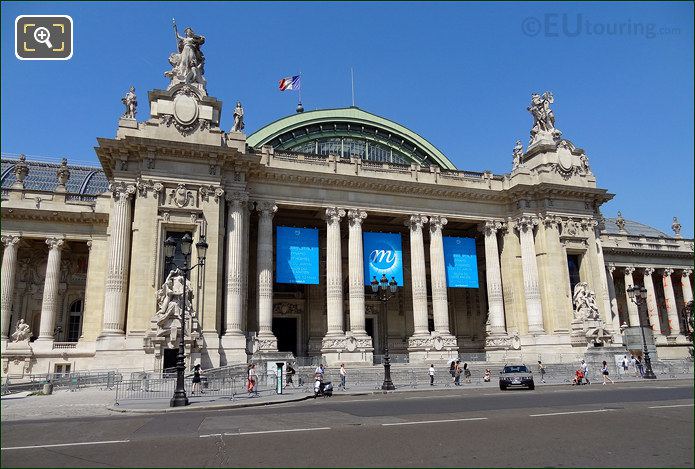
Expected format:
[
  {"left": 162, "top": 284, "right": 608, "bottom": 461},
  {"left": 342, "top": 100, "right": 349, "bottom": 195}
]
[{"left": 67, "top": 299, "right": 83, "bottom": 342}]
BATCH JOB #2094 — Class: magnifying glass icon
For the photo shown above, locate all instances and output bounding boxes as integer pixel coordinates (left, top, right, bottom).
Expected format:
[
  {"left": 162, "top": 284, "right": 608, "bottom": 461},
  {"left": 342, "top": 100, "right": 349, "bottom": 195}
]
[{"left": 33, "top": 27, "right": 53, "bottom": 49}]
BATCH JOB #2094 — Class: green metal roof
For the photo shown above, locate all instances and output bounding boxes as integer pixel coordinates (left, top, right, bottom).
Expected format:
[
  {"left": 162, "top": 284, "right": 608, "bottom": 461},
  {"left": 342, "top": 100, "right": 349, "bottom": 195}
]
[{"left": 247, "top": 107, "right": 457, "bottom": 170}]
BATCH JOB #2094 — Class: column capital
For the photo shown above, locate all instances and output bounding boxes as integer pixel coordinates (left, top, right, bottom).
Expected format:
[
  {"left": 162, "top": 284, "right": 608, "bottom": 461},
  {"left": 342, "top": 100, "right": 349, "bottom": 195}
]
[
  {"left": 347, "top": 209, "right": 367, "bottom": 226},
  {"left": 256, "top": 201, "right": 278, "bottom": 218},
  {"left": 325, "top": 207, "right": 346, "bottom": 223},
  {"left": 607, "top": 265, "right": 616, "bottom": 274},
  {"left": 514, "top": 215, "right": 539, "bottom": 232},
  {"left": 643, "top": 267, "right": 655, "bottom": 276},
  {"left": 46, "top": 237, "right": 65, "bottom": 250},
  {"left": 623, "top": 266, "right": 635, "bottom": 275},
  {"left": 682, "top": 269, "right": 692, "bottom": 277},
  {"left": 481, "top": 219, "right": 504, "bottom": 236},
  {"left": 542, "top": 215, "right": 562, "bottom": 229},
  {"left": 406, "top": 214, "right": 428, "bottom": 230},
  {"left": 1, "top": 235, "right": 21, "bottom": 248},
  {"left": 226, "top": 190, "right": 249, "bottom": 206},
  {"left": 662, "top": 268, "right": 674, "bottom": 277},
  {"left": 429, "top": 215, "right": 448, "bottom": 232},
  {"left": 108, "top": 181, "right": 136, "bottom": 201}
]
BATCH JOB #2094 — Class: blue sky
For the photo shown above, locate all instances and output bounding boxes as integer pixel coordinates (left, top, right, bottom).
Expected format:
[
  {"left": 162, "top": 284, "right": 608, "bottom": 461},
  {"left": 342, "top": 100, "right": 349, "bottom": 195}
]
[{"left": 2, "top": 1, "right": 693, "bottom": 236}]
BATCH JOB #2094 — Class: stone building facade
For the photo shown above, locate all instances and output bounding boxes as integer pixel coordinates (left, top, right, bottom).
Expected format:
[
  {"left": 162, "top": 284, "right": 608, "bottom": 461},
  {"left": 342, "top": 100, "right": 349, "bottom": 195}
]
[{"left": 1, "top": 39, "right": 692, "bottom": 376}]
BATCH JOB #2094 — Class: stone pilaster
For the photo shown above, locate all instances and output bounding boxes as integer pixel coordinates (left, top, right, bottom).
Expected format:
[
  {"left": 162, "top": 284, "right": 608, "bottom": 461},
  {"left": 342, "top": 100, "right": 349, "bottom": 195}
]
[
  {"left": 37, "top": 238, "right": 65, "bottom": 341},
  {"left": 429, "top": 216, "right": 450, "bottom": 334},
  {"left": 101, "top": 183, "right": 135, "bottom": 335},
  {"left": 623, "top": 267, "right": 640, "bottom": 326},
  {"left": 325, "top": 207, "right": 345, "bottom": 336},
  {"left": 224, "top": 191, "right": 249, "bottom": 335},
  {"left": 662, "top": 268, "right": 680, "bottom": 336},
  {"left": 642, "top": 268, "right": 662, "bottom": 335},
  {"left": 483, "top": 220, "right": 506, "bottom": 335},
  {"left": 606, "top": 266, "right": 621, "bottom": 332},
  {"left": 407, "top": 215, "right": 429, "bottom": 337},
  {"left": 347, "top": 209, "right": 368, "bottom": 336},
  {"left": 255, "top": 201, "right": 278, "bottom": 348},
  {"left": 515, "top": 216, "right": 544, "bottom": 333},
  {"left": 1, "top": 235, "right": 20, "bottom": 340},
  {"left": 681, "top": 269, "right": 693, "bottom": 305}
]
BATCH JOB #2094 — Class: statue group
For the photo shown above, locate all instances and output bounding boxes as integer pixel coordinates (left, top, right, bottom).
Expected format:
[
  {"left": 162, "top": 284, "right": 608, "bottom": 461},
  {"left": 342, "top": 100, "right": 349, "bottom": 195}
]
[
  {"left": 153, "top": 269, "right": 196, "bottom": 348},
  {"left": 11, "top": 319, "right": 31, "bottom": 343},
  {"left": 572, "top": 282, "right": 600, "bottom": 321},
  {"left": 527, "top": 92, "right": 561, "bottom": 144},
  {"left": 165, "top": 19, "right": 207, "bottom": 90}
]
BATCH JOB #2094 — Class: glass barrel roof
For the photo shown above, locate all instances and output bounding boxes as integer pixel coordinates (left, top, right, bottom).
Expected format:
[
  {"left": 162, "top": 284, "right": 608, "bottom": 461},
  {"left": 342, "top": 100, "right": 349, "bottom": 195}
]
[
  {"left": 1, "top": 158, "right": 108, "bottom": 195},
  {"left": 603, "top": 218, "right": 668, "bottom": 238}
]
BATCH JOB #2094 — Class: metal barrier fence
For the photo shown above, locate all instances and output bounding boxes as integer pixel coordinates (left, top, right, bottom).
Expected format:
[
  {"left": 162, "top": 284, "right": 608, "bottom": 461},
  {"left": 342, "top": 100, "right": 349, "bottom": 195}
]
[{"left": 2, "top": 370, "right": 125, "bottom": 395}]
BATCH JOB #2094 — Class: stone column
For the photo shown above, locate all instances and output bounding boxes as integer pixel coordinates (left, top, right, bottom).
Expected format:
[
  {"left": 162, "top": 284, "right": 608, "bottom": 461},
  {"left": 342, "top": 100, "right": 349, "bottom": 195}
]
[
  {"left": 408, "top": 215, "right": 429, "bottom": 336},
  {"left": 662, "top": 268, "right": 680, "bottom": 336},
  {"left": 256, "top": 201, "right": 277, "bottom": 340},
  {"left": 224, "top": 191, "right": 248, "bottom": 335},
  {"left": 37, "top": 238, "right": 65, "bottom": 341},
  {"left": 429, "top": 216, "right": 451, "bottom": 334},
  {"left": 101, "top": 183, "right": 135, "bottom": 335},
  {"left": 642, "top": 268, "right": 661, "bottom": 334},
  {"left": 347, "top": 209, "right": 368, "bottom": 335},
  {"left": 1, "top": 235, "right": 20, "bottom": 340},
  {"left": 605, "top": 266, "right": 621, "bottom": 332},
  {"left": 483, "top": 220, "right": 506, "bottom": 335},
  {"left": 623, "top": 267, "right": 640, "bottom": 326},
  {"left": 515, "top": 216, "right": 544, "bottom": 333},
  {"left": 681, "top": 269, "right": 693, "bottom": 306},
  {"left": 325, "top": 207, "right": 345, "bottom": 336}
]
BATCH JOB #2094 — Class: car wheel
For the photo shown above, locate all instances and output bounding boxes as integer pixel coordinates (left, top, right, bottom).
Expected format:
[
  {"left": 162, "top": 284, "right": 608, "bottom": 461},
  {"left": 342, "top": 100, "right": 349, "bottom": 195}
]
[
  {"left": 499, "top": 385, "right": 506, "bottom": 391},
  {"left": 528, "top": 384, "right": 535, "bottom": 390}
]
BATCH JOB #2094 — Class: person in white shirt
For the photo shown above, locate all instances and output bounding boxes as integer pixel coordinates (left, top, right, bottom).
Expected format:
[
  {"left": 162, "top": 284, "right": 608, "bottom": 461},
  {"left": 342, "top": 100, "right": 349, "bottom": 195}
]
[
  {"left": 621, "top": 355, "right": 629, "bottom": 374},
  {"left": 339, "top": 364, "right": 347, "bottom": 390},
  {"left": 581, "top": 360, "right": 590, "bottom": 385},
  {"left": 428, "top": 365, "right": 435, "bottom": 386},
  {"left": 315, "top": 364, "right": 325, "bottom": 378}
]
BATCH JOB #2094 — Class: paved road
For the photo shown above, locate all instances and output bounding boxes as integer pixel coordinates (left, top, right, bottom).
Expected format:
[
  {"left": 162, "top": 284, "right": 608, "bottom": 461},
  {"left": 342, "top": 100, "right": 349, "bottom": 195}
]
[{"left": 1, "top": 381, "right": 692, "bottom": 467}]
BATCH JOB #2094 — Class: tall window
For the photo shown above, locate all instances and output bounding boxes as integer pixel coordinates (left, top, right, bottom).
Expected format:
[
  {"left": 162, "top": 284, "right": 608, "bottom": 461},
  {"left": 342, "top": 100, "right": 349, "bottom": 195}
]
[
  {"left": 67, "top": 299, "right": 83, "bottom": 342},
  {"left": 567, "top": 254, "right": 582, "bottom": 303}
]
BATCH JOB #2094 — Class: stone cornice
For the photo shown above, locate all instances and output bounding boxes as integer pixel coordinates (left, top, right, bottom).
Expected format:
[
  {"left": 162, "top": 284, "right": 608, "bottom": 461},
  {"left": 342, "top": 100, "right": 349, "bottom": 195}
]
[{"left": 1, "top": 207, "right": 109, "bottom": 225}]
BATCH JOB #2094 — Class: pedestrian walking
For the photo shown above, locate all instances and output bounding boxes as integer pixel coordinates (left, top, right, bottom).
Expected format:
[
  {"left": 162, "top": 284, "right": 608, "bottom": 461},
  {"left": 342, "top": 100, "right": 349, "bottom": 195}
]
[
  {"left": 339, "top": 363, "right": 347, "bottom": 390},
  {"left": 538, "top": 360, "right": 546, "bottom": 383},
  {"left": 285, "top": 362, "right": 296, "bottom": 387},
  {"left": 449, "top": 361, "right": 456, "bottom": 383},
  {"left": 621, "top": 355, "right": 629, "bottom": 375},
  {"left": 581, "top": 360, "right": 590, "bottom": 385},
  {"left": 429, "top": 364, "right": 435, "bottom": 386},
  {"left": 601, "top": 360, "right": 614, "bottom": 384},
  {"left": 483, "top": 368, "right": 491, "bottom": 382},
  {"left": 454, "top": 360, "right": 462, "bottom": 386},
  {"left": 463, "top": 363, "right": 472, "bottom": 383},
  {"left": 630, "top": 354, "right": 638, "bottom": 377},
  {"left": 191, "top": 364, "right": 203, "bottom": 395},
  {"left": 247, "top": 363, "right": 259, "bottom": 397},
  {"left": 635, "top": 357, "right": 644, "bottom": 377}
]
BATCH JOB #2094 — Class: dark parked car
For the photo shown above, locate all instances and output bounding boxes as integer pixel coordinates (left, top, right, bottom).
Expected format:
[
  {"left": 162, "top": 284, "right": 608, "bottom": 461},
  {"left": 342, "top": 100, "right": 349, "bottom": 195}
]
[{"left": 499, "top": 365, "right": 535, "bottom": 390}]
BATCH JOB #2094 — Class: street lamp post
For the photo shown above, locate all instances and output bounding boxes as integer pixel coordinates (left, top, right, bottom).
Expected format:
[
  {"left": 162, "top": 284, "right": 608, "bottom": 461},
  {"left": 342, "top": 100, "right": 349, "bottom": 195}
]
[
  {"left": 371, "top": 274, "right": 398, "bottom": 391},
  {"left": 626, "top": 285, "right": 657, "bottom": 380},
  {"left": 164, "top": 233, "right": 208, "bottom": 407}
]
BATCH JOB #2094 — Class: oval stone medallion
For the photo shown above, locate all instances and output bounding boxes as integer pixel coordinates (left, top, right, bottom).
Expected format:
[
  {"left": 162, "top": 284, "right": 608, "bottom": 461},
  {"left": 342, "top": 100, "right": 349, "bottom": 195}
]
[{"left": 173, "top": 94, "right": 198, "bottom": 125}]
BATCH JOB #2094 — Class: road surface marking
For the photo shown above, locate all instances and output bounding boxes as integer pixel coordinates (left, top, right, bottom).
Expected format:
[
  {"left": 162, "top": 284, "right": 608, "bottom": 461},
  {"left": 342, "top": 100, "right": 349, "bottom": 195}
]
[
  {"left": 529, "top": 409, "right": 615, "bottom": 417},
  {"left": 225, "top": 427, "right": 331, "bottom": 436},
  {"left": 337, "top": 398, "right": 379, "bottom": 403},
  {"left": 648, "top": 404, "right": 694, "bottom": 409},
  {"left": 382, "top": 417, "right": 487, "bottom": 426},
  {"left": 2, "top": 440, "right": 130, "bottom": 451},
  {"left": 199, "top": 433, "right": 222, "bottom": 438},
  {"left": 405, "top": 395, "right": 457, "bottom": 400}
]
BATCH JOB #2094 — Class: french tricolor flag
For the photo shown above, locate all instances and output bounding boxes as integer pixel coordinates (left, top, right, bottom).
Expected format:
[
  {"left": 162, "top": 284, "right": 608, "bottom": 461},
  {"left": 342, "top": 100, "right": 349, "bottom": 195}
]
[{"left": 278, "top": 75, "right": 301, "bottom": 91}]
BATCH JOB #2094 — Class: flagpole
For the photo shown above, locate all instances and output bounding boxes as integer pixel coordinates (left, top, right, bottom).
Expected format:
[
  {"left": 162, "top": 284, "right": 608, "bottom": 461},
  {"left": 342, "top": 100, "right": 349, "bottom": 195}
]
[
  {"left": 298, "top": 70, "right": 302, "bottom": 106},
  {"left": 351, "top": 67, "right": 355, "bottom": 107}
]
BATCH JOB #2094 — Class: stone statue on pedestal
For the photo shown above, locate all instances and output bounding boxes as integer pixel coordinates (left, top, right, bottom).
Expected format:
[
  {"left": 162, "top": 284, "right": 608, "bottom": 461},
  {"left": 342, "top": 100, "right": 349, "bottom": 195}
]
[
  {"left": 573, "top": 282, "right": 600, "bottom": 321},
  {"left": 528, "top": 92, "right": 562, "bottom": 144},
  {"left": 153, "top": 268, "right": 195, "bottom": 348},
  {"left": 164, "top": 19, "right": 206, "bottom": 90},
  {"left": 121, "top": 86, "right": 137, "bottom": 119},
  {"left": 11, "top": 319, "right": 31, "bottom": 342},
  {"left": 231, "top": 101, "right": 245, "bottom": 132},
  {"left": 512, "top": 140, "right": 523, "bottom": 169}
]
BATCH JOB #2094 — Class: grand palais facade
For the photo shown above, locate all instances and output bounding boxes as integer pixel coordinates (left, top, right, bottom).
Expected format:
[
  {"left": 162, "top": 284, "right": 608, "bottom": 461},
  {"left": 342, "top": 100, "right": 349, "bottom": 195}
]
[{"left": 1, "top": 35, "right": 693, "bottom": 377}]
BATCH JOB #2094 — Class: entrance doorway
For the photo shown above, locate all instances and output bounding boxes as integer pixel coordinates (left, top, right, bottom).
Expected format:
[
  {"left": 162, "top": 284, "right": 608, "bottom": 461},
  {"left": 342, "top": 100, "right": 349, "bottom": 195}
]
[
  {"left": 273, "top": 317, "right": 298, "bottom": 356},
  {"left": 366, "top": 317, "right": 378, "bottom": 352},
  {"left": 163, "top": 349, "right": 177, "bottom": 371}
]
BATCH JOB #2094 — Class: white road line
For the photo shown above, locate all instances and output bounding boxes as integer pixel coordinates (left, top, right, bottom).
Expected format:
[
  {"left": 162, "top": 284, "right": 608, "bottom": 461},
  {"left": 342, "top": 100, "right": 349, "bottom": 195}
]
[
  {"left": 382, "top": 417, "right": 487, "bottom": 426},
  {"left": 199, "top": 433, "right": 222, "bottom": 438},
  {"left": 648, "top": 404, "right": 694, "bottom": 409},
  {"left": 2, "top": 440, "right": 130, "bottom": 451},
  {"left": 529, "top": 409, "right": 615, "bottom": 417},
  {"left": 225, "top": 427, "right": 331, "bottom": 436},
  {"left": 405, "top": 395, "right": 456, "bottom": 400},
  {"left": 337, "top": 398, "right": 378, "bottom": 403}
]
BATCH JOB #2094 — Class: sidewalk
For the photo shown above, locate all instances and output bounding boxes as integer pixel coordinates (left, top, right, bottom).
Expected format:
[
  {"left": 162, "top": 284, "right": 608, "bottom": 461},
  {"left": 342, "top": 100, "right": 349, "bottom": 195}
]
[{"left": 2, "top": 374, "right": 691, "bottom": 421}]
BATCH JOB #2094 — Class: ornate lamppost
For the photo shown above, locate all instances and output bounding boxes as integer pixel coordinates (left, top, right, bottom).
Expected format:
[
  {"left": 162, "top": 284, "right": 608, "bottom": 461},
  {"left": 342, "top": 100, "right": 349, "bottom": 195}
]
[
  {"left": 626, "top": 285, "right": 657, "bottom": 380},
  {"left": 163, "top": 233, "right": 208, "bottom": 407},
  {"left": 371, "top": 274, "right": 398, "bottom": 391}
]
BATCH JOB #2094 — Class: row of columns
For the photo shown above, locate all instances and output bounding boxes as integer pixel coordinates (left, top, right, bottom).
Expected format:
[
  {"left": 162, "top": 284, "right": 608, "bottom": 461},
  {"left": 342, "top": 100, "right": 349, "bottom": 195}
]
[{"left": 606, "top": 265, "right": 693, "bottom": 336}]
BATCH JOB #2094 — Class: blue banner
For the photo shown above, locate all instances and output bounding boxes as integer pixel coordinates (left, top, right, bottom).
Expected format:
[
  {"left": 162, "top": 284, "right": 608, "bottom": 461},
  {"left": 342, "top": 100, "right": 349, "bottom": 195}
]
[
  {"left": 276, "top": 226, "right": 319, "bottom": 284},
  {"left": 443, "top": 236, "right": 479, "bottom": 288},
  {"left": 363, "top": 232, "right": 404, "bottom": 286}
]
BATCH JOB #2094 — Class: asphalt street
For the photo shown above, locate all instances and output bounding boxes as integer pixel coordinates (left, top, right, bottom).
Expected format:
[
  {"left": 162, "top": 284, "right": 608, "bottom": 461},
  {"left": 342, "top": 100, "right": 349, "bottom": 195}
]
[{"left": 1, "top": 381, "right": 692, "bottom": 467}]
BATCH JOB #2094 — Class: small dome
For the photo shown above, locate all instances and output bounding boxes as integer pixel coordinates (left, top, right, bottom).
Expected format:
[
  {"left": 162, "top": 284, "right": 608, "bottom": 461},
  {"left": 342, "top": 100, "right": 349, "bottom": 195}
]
[{"left": 603, "top": 218, "right": 668, "bottom": 238}]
